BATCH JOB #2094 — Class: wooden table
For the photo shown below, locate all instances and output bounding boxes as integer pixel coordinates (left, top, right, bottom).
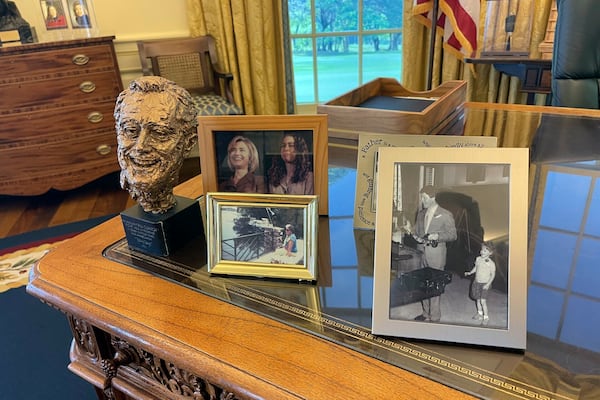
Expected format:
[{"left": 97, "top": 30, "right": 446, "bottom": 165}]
[
  {"left": 27, "top": 174, "right": 472, "bottom": 399},
  {"left": 27, "top": 103, "right": 600, "bottom": 399}
]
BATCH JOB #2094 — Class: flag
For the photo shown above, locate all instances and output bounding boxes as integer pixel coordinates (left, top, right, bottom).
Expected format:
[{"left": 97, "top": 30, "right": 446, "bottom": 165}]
[{"left": 413, "top": 0, "right": 479, "bottom": 59}]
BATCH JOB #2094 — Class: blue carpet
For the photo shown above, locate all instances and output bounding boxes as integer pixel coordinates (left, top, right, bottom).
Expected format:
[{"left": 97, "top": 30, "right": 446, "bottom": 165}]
[{"left": 0, "top": 216, "right": 115, "bottom": 400}]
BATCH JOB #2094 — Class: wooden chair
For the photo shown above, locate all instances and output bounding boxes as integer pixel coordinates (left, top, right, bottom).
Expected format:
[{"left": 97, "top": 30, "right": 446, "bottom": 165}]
[{"left": 137, "top": 36, "right": 243, "bottom": 115}]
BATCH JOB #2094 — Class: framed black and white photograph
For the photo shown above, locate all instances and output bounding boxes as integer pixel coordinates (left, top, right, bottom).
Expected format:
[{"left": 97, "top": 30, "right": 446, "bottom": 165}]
[
  {"left": 206, "top": 192, "right": 318, "bottom": 281},
  {"left": 198, "top": 114, "right": 329, "bottom": 215},
  {"left": 372, "top": 147, "right": 528, "bottom": 349}
]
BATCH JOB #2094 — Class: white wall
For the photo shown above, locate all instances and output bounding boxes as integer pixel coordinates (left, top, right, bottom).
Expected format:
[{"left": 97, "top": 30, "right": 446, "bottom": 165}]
[{"left": 18, "top": 0, "right": 190, "bottom": 86}]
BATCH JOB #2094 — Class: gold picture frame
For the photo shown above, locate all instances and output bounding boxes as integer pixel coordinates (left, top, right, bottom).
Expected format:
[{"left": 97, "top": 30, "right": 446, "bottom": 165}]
[
  {"left": 206, "top": 192, "right": 318, "bottom": 281},
  {"left": 372, "top": 147, "right": 529, "bottom": 349},
  {"left": 197, "top": 114, "right": 329, "bottom": 215}
]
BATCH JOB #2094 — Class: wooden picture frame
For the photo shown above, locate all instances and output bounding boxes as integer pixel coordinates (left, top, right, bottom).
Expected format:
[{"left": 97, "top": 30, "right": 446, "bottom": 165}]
[
  {"left": 372, "top": 147, "right": 528, "bottom": 349},
  {"left": 198, "top": 114, "right": 329, "bottom": 215},
  {"left": 354, "top": 133, "right": 499, "bottom": 230},
  {"left": 206, "top": 192, "right": 319, "bottom": 281}
]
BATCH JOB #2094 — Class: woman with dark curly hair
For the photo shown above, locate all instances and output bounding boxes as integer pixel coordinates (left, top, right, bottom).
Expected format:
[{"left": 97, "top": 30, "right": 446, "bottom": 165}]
[{"left": 267, "top": 133, "right": 314, "bottom": 195}]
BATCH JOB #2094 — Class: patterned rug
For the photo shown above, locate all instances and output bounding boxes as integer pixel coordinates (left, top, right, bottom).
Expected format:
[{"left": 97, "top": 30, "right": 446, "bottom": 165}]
[
  {"left": 0, "top": 215, "right": 115, "bottom": 293},
  {"left": 0, "top": 215, "right": 116, "bottom": 399}
]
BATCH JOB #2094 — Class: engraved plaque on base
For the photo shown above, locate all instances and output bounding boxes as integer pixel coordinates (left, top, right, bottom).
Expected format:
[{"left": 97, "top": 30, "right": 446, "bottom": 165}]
[{"left": 121, "top": 195, "right": 203, "bottom": 257}]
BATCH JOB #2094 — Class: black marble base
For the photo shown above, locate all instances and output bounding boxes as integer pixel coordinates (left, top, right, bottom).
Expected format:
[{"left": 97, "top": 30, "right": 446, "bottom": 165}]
[{"left": 121, "top": 196, "right": 204, "bottom": 257}]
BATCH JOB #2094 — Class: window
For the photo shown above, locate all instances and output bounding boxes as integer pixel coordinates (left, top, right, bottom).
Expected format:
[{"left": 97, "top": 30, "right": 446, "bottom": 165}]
[
  {"left": 286, "top": 0, "right": 403, "bottom": 105},
  {"left": 529, "top": 164, "right": 600, "bottom": 353}
]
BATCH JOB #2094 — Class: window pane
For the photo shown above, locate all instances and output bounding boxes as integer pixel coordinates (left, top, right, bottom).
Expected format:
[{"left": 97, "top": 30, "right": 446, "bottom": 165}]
[
  {"left": 531, "top": 229, "right": 576, "bottom": 289},
  {"left": 291, "top": 39, "right": 315, "bottom": 103},
  {"left": 363, "top": 0, "right": 403, "bottom": 30},
  {"left": 540, "top": 172, "right": 591, "bottom": 232},
  {"left": 329, "top": 218, "right": 358, "bottom": 266},
  {"left": 360, "top": 276, "right": 373, "bottom": 308},
  {"left": 329, "top": 167, "right": 357, "bottom": 216},
  {"left": 362, "top": 34, "right": 402, "bottom": 82},
  {"left": 315, "top": 0, "right": 358, "bottom": 33},
  {"left": 572, "top": 237, "right": 600, "bottom": 297},
  {"left": 561, "top": 295, "right": 600, "bottom": 352},
  {"left": 323, "top": 269, "right": 358, "bottom": 308},
  {"left": 585, "top": 178, "right": 600, "bottom": 236},
  {"left": 528, "top": 285, "right": 564, "bottom": 339},
  {"left": 286, "top": 0, "right": 403, "bottom": 105},
  {"left": 317, "top": 36, "right": 359, "bottom": 102},
  {"left": 288, "top": 0, "right": 312, "bottom": 34}
]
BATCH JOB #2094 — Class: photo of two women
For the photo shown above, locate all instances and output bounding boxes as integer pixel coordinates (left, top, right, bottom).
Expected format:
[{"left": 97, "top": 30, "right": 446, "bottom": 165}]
[{"left": 214, "top": 130, "right": 315, "bottom": 196}]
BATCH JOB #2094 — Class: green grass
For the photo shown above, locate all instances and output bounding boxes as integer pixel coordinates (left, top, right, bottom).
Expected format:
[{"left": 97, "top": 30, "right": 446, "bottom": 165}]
[{"left": 292, "top": 51, "right": 403, "bottom": 103}]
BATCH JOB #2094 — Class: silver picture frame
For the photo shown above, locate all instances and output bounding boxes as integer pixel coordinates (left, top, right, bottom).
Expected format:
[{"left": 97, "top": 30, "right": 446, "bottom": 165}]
[{"left": 372, "top": 147, "right": 528, "bottom": 349}]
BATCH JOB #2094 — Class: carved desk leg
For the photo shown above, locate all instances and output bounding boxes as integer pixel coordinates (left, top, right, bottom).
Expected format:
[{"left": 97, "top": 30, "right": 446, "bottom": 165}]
[
  {"left": 105, "top": 336, "right": 240, "bottom": 399},
  {"left": 65, "top": 314, "right": 240, "bottom": 399},
  {"left": 67, "top": 315, "right": 117, "bottom": 399}
]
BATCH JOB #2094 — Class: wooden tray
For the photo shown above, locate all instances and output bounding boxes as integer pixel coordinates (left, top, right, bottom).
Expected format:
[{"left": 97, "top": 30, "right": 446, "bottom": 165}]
[{"left": 317, "top": 78, "right": 466, "bottom": 140}]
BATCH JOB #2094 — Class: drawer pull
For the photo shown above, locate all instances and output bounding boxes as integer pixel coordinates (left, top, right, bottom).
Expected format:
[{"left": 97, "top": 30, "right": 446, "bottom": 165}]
[
  {"left": 72, "top": 54, "right": 90, "bottom": 66},
  {"left": 96, "top": 144, "right": 112, "bottom": 156},
  {"left": 79, "top": 81, "right": 96, "bottom": 93},
  {"left": 88, "top": 111, "right": 104, "bottom": 124}
]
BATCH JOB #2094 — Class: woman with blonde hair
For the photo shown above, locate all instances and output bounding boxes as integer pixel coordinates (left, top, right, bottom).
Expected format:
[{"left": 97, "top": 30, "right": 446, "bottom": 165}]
[{"left": 219, "top": 135, "right": 265, "bottom": 193}]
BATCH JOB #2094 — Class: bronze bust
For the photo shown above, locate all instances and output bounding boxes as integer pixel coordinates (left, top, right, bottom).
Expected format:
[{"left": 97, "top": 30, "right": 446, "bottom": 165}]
[{"left": 114, "top": 76, "right": 198, "bottom": 214}]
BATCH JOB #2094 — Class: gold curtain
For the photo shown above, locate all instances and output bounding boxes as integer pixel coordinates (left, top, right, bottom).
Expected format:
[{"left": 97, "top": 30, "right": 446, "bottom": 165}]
[
  {"left": 403, "top": 0, "right": 553, "bottom": 148},
  {"left": 402, "top": 0, "right": 553, "bottom": 103},
  {"left": 186, "top": 0, "right": 288, "bottom": 115}
]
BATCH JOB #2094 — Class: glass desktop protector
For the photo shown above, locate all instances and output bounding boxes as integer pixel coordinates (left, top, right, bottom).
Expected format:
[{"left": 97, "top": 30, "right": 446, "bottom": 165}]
[{"left": 104, "top": 161, "right": 600, "bottom": 400}]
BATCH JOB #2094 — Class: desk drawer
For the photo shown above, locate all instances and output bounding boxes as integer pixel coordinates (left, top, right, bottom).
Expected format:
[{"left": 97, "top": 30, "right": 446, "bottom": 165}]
[
  {"left": 0, "top": 71, "right": 121, "bottom": 112},
  {"left": 0, "top": 102, "right": 116, "bottom": 144},
  {"left": 0, "top": 44, "right": 116, "bottom": 78},
  {"left": 0, "top": 132, "right": 118, "bottom": 194}
]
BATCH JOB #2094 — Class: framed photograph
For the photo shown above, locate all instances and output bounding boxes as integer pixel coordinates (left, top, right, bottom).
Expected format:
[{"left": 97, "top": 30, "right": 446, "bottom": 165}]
[
  {"left": 67, "top": 0, "right": 94, "bottom": 29},
  {"left": 206, "top": 192, "right": 318, "bottom": 281},
  {"left": 40, "top": 0, "right": 69, "bottom": 30},
  {"left": 198, "top": 114, "right": 329, "bottom": 215},
  {"left": 354, "top": 133, "right": 498, "bottom": 230},
  {"left": 372, "top": 147, "right": 528, "bottom": 349}
]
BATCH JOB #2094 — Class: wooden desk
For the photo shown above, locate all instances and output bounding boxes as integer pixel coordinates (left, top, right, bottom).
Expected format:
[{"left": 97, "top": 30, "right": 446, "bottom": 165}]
[
  {"left": 465, "top": 58, "right": 552, "bottom": 105},
  {"left": 27, "top": 174, "right": 472, "bottom": 399},
  {"left": 27, "top": 104, "right": 600, "bottom": 399}
]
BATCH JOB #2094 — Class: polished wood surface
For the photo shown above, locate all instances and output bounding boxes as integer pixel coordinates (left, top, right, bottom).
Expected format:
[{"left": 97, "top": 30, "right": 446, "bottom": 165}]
[
  {"left": 21, "top": 102, "right": 600, "bottom": 399},
  {"left": 0, "top": 37, "right": 123, "bottom": 196},
  {"left": 27, "top": 173, "right": 473, "bottom": 399},
  {"left": 0, "top": 158, "right": 200, "bottom": 240}
]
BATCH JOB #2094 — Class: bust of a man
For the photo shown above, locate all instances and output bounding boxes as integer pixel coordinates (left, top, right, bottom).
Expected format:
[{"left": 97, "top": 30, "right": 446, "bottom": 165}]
[{"left": 114, "top": 76, "right": 198, "bottom": 214}]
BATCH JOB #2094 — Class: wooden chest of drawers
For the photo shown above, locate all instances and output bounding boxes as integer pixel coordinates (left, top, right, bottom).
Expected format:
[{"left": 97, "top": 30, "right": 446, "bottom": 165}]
[{"left": 0, "top": 36, "right": 123, "bottom": 195}]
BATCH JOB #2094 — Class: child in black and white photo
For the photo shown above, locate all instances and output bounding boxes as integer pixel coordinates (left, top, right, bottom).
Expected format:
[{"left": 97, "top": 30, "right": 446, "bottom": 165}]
[{"left": 465, "top": 243, "right": 496, "bottom": 323}]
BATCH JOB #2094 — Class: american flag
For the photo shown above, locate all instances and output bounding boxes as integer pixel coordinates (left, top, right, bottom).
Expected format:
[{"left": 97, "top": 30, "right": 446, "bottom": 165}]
[{"left": 413, "top": 0, "right": 480, "bottom": 59}]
